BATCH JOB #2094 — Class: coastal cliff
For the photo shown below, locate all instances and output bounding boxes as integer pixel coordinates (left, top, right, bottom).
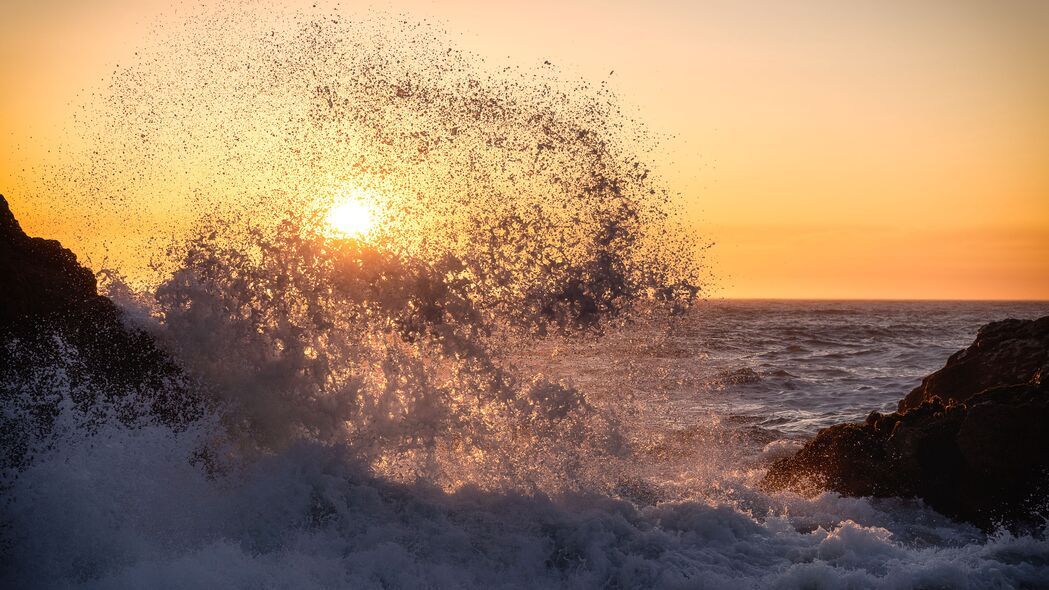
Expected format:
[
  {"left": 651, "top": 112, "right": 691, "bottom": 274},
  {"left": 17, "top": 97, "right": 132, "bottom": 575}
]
[{"left": 763, "top": 316, "right": 1049, "bottom": 530}]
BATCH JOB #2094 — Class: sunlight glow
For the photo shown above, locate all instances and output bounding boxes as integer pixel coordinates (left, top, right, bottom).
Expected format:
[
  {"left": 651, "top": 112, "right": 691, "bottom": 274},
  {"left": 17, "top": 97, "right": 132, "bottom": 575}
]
[{"left": 326, "top": 197, "right": 375, "bottom": 238}]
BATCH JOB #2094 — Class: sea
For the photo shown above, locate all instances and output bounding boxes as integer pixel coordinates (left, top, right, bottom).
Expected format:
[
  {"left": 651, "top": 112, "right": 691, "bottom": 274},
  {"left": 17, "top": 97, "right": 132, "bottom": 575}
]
[{"left": 4, "top": 299, "right": 1048, "bottom": 589}]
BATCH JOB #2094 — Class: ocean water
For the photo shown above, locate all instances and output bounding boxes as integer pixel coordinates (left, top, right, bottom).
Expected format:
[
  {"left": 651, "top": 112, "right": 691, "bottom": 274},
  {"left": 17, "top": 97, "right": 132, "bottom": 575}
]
[
  {"left": 619, "top": 299, "right": 1049, "bottom": 432},
  {"left": 684, "top": 300, "right": 1049, "bottom": 433},
  {"left": 515, "top": 300, "right": 1049, "bottom": 463},
  {"left": 4, "top": 299, "right": 1048, "bottom": 589}
]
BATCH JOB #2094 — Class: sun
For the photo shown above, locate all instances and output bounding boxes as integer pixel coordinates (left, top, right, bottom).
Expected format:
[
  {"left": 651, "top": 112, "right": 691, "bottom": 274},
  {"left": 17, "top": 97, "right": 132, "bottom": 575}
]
[{"left": 325, "top": 197, "right": 375, "bottom": 238}]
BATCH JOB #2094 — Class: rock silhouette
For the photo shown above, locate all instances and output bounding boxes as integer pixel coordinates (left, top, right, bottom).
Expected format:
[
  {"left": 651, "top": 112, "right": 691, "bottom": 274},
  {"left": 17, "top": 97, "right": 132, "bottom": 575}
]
[
  {"left": 763, "top": 317, "right": 1049, "bottom": 530},
  {"left": 0, "top": 195, "right": 203, "bottom": 468}
]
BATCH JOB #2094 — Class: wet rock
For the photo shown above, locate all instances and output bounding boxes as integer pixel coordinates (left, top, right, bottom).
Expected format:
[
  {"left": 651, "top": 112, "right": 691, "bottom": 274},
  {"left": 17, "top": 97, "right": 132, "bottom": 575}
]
[
  {"left": 763, "top": 317, "right": 1049, "bottom": 531},
  {"left": 0, "top": 194, "right": 204, "bottom": 468},
  {"left": 899, "top": 316, "right": 1049, "bottom": 411}
]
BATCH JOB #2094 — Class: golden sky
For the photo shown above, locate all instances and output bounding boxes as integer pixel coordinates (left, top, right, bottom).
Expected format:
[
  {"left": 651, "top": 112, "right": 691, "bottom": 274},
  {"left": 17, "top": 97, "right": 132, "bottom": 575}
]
[{"left": 2, "top": 0, "right": 1047, "bottom": 300}]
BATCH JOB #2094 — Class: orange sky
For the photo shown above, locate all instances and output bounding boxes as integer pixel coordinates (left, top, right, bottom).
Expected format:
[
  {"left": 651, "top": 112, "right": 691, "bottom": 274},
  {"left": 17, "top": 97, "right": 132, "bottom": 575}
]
[{"left": 2, "top": 0, "right": 1047, "bottom": 299}]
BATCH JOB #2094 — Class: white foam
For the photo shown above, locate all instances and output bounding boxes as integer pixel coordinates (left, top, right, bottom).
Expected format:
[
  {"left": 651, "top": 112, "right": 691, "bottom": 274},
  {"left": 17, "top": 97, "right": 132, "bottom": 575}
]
[{"left": 4, "top": 400, "right": 1046, "bottom": 589}]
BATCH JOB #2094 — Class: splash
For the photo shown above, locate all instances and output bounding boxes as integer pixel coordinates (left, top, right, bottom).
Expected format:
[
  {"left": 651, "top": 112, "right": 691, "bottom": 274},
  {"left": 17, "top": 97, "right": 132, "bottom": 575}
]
[
  {"left": 13, "top": 3, "right": 703, "bottom": 492},
  {"left": 34, "top": 4, "right": 701, "bottom": 296}
]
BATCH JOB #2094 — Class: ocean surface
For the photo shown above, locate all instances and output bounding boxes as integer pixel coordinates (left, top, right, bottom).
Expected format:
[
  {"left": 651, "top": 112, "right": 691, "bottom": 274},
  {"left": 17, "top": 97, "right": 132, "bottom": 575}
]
[
  {"left": 517, "top": 300, "right": 1049, "bottom": 462},
  {"left": 684, "top": 300, "right": 1049, "bottom": 434},
  {"left": 5, "top": 299, "right": 1049, "bottom": 589}
]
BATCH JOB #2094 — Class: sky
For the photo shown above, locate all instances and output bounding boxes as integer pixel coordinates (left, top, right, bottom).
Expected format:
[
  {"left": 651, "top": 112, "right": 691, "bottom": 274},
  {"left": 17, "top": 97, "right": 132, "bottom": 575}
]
[{"left": 1, "top": 0, "right": 1047, "bottom": 300}]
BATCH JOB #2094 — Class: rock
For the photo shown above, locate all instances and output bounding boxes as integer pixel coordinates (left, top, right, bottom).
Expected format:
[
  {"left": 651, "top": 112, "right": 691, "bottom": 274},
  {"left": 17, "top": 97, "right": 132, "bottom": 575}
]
[
  {"left": 763, "top": 318, "right": 1049, "bottom": 531},
  {"left": 898, "top": 317, "right": 1049, "bottom": 411},
  {"left": 0, "top": 194, "right": 204, "bottom": 468}
]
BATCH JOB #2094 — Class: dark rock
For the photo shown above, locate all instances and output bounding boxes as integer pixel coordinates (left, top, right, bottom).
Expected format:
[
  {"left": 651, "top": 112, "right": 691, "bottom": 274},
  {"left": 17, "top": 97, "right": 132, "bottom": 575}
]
[
  {"left": 0, "top": 194, "right": 204, "bottom": 468},
  {"left": 763, "top": 317, "right": 1049, "bottom": 531},
  {"left": 899, "top": 317, "right": 1049, "bottom": 411}
]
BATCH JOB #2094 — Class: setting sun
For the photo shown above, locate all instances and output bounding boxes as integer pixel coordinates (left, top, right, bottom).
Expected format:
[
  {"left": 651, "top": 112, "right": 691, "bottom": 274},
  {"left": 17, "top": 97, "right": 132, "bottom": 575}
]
[{"left": 326, "top": 197, "right": 374, "bottom": 238}]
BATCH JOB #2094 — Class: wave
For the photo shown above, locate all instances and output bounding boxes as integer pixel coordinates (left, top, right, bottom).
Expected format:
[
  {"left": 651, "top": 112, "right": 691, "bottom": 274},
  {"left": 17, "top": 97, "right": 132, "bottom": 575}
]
[{"left": 4, "top": 394, "right": 1047, "bottom": 589}]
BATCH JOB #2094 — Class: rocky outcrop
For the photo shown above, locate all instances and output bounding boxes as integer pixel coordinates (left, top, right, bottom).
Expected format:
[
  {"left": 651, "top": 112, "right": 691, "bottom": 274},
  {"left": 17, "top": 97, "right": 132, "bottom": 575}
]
[
  {"left": 0, "top": 197, "right": 104, "bottom": 328},
  {"left": 762, "top": 317, "right": 1049, "bottom": 530},
  {"left": 899, "top": 317, "right": 1049, "bottom": 411},
  {"left": 0, "top": 194, "right": 203, "bottom": 467}
]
